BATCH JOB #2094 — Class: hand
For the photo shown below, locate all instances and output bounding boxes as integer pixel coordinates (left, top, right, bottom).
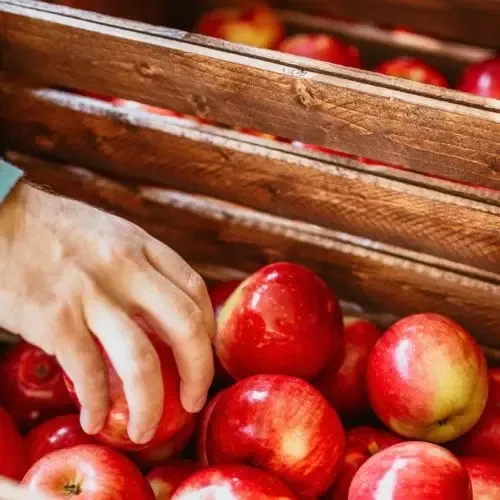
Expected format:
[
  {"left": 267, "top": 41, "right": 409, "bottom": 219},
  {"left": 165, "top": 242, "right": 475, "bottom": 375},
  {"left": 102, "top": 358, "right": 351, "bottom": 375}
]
[
  {"left": 0, "top": 182, "right": 215, "bottom": 444},
  {"left": 0, "top": 478, "right": 52, "bottom": 500}
]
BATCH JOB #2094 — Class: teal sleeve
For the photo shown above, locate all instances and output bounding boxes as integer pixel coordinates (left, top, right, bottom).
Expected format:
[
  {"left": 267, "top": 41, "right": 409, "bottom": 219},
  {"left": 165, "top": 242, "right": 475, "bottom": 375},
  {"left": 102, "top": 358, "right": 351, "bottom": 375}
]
[{"left": 0, "top": 159, "right": 24, "bottom": 203}]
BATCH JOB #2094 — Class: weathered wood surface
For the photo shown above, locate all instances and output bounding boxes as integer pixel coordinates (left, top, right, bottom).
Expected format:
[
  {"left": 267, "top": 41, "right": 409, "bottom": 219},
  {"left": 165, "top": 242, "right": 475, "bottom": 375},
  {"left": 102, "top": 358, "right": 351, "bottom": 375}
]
[
  {"left": 1, "top": 0, "right": 499, "bottom": 189},
  {"left": 2, "top": 83, "right": 499, "bottom": 273},
  {"left": 196, "top": 0, "right": 500, "bottom": 49},
  {"left": 6, "top": 150, "right": 500, "bottom": 348}
]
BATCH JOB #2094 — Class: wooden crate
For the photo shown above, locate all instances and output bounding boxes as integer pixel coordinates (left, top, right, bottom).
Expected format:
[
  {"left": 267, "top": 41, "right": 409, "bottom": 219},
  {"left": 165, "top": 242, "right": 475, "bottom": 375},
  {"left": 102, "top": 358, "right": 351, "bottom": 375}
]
[{"left": 0, "top": 0, "right": 499, "bottom": 359}]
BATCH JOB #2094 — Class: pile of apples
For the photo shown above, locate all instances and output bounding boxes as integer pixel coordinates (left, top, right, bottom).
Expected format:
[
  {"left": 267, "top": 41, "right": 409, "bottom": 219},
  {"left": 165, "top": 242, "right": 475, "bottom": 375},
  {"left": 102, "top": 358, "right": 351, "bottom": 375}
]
[{"left": 1, "top": 261, "right": 500, "bottom": 499}]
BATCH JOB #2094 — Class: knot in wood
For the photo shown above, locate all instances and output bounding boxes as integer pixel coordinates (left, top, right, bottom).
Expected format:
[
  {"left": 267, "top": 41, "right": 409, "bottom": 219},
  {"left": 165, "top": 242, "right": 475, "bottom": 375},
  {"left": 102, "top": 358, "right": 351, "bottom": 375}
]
[
  {"left": 295, "top": 81, "right": 316, "bottom": 108},
  {"left": 136, "top": 61, "right": 161, "bottom": 78}
]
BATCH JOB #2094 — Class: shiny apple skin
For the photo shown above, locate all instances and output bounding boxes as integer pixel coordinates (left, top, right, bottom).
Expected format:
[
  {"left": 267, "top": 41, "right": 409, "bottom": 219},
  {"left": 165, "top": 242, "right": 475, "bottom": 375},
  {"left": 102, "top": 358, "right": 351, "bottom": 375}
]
[
  {"left": 171, "top": 464, "right": 297, "bottom": 500},
  {"left": 24, "top": 414, "right": 97, "bottom": 466},
  {"left": 208, "top": 280, "right": 242, "bottom": 318},
  {"left": 326, "top": 426, "right": 404, "bottom": 500},
  {"left": 147, "top": 460, "right": 201, "bottom": 500},
  {"left": 460, "top": 457, "right": 500, "bottom": 500},
  {"left": 198, "top": 391, "right": 225, "bottom": 467},
  {"left": 0, "top": 405, "right": 27, "bottom": 480},
  {"left": 315, "top": 317, "right": 381, "bottom": 418},
  {"left": 22, "top": 444, "right": 155, "bottom": 499},
  {"left": 204, "top": 374, "right": 345, "bottom": 498},
  {"left": 367, "top": 313, "right": 488, "bottom": 443},
  {"left": 348, "top": 441, "right": 472, "bottom": 500},
  {"left": 278, "top": 34, "right": 362, "bottom": 68},
  {"left": 375, "top": 56, "right": 449, "bottom": 87},
  {"left": 195, "top": 5, "right": 285, "bottom": 49},
  {"left": 133, "top": 418, "right": 198, "bottom": 470},
  {"left": 64, "top": 316, "right": 194, "bottom": 451},
  {"left": 0, "top": 341, "right": 75, "bottom": 431},
  {"left": 457, "top": 57, "right": 500, "bottom": 99},
  {"left": 216, "top": 262, "right": 344, "bottom": 381}
]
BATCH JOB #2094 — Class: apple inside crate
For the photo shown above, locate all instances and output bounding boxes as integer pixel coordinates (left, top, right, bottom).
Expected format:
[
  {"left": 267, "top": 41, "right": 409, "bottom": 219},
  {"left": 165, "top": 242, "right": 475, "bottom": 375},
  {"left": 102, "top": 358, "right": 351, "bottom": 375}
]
[{"left": 1, "top": 0, "right": 499, "bottom": 499}]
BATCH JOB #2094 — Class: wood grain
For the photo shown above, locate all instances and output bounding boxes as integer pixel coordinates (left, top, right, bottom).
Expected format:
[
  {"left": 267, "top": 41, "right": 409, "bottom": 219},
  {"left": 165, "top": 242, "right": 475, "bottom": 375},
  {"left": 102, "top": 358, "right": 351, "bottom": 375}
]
[
  {"left": 1, "top": 1, "right": 499, "bottom": 189},
  {"left": 2, "top": 84, "right": 500, "bottom": 273},
  {"left": 197, "top": 0, "right": 500, "bottom": 49},
  {"left": 7, "top": 150, "right": 500, "bottom": 348}
]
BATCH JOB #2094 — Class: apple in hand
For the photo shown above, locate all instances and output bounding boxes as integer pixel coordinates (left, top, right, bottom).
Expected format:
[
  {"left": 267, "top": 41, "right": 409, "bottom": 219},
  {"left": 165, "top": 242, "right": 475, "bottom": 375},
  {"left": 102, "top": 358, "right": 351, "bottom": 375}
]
[
  {"left": 0, "top": 405, "right": 27, "bottom": 480},
  {"left": 195, "top": 5, "right": 284, "bottom": 49},
  {"left": 326, "top": 426, "right": 404, "bottom": 500},
  {"left": 171, "top": 464, "right": 297, "bottom": 500},
  {"left": 315, "top": 317, "right": 381, "bottom": 418},
  {"left": 64, "top": 315, "right": 194, "bottom": 451},
  {"left": 147, "top": 461, "right": 201, "bottom": 500},
  {"left": 375, "top": 57, "right": 449, "bottom": 87},
  {"left": 208, "top": 280, "right": 242, "bottom": 319},
  {"left": 22, "top": 444, "right": 155, "bottom": 499},
  {"left": 0, "top": 340, "right": 75, "bottom": 431},
  {"left": 203, "top": 374, "right": 345, "bottom": 498},
  {"left": 349, "top": 441, "right": 472, "bottom": 499},
  {"left": 133, "top": 418, "right": 198, "bottom": 470},
  {"left": 367, "top": 313, "right": 488, "bottom": 443},
  {"left": 278, "top": 34, "right": 362, "bottom": 68},
  {"left": 216, "top": 262, "right": 344, "bottom": 380},
  {"left": 460, "top": 457, "right": 500, "bottom": 500},
  {"left": 24, "top": 414, "right": 97, "bottom": 466},
  {"left": 457, "top": 57, "right": 500, "bottom": 99}
]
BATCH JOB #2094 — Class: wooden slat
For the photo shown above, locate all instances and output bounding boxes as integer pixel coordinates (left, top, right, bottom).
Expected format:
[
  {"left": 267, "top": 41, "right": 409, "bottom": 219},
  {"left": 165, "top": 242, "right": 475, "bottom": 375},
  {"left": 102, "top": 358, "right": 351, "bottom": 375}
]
[
  {"left": 197, "top": 0, "right": 500, "bottom": 49},
  {"left": 7, "top": 150, "right": 500, "bottom": 348},
  {"left": 1, "top": 1, "right": 499, "bottom": 189},
  {"left": 2, "top": 83, "right": 500, "bottom": 273},
  {"left": 280, "top": 10, "right": 496, "bottom": 84}
]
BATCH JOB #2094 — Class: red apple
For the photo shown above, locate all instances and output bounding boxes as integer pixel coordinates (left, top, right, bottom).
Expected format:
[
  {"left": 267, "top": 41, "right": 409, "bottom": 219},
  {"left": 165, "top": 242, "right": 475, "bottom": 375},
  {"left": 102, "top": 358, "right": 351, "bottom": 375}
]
[
  {"left": 24, "top": 414, "right": 97, "bottom": 466},
  {"left": 133, "top": 418, "right": 198, "bottom": 470},
  {"left": 195, "top": 4, "right": 285, "bottom": 49},
  {"left": 198, "top": 391, "right": 225, "bottom": 467},
  {"left": 0, "top": 341, "right": 75, "bottom": 431},
  {"left": 22, "top": 444, "right": 155, "bottom": 499},
  {"left": 450, "top": 407, "right": 500, "bottom": 460},
  {"left": 367, "top": 313, "right": 488, "bottom": 443},
  {"left": 292, "top": 141, "right": 353, "bottom": 158},
  {"left": 147, "top": 461, "right": 201, "bottom": 500},
  {"left": 348, "top": 441, "right": 472, "bottom": 499},
  {"left": 457, "top": 57, "right": 500, "bottom": 99},
  {"left": 460, "top": 456, "right": 500, "bottom": 500},
  {"left": 64, "top": 315, "right": 194, "bottom": 451},
  {"left": 326, "top": 426, "right": 404, "bottom": 500},
  {"left": 171, "top": 464, "right": 297, "bottom": 499},
  {"left": 315, "top": 317, "right": 381, "bottom": 418},
  {"left": 208, "top": 280, "right": 242, "bottom": 318},
  {"left": 204, "top": 374, "right": 345, "bottom": 498},
  {"left": 375, "top": 56, "right": 449, "bottom": 87},
  {"left": 487, "top": 367, "right": 500, "bottom": 407},
  {"left": 0, "top": 405, "right": 27, "bottom": 480},
  {"left": 216, "top": 262, "right": 344, "bottom": 380},
  {"left": 278, "top": 34, "right": 362, "bottom": 68}
]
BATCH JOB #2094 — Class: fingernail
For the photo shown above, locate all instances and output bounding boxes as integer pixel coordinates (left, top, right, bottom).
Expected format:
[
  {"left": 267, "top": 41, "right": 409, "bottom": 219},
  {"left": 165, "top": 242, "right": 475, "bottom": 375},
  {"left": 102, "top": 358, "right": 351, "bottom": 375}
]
[
  {"left": 186, "top": 393, "right": 207, "bottom": 413},
  {"left": 80, "top": 410, "right": 105, "bottom": 435},
  {"left": 133, "top": 428, "right": 156, "bottom": 445}
]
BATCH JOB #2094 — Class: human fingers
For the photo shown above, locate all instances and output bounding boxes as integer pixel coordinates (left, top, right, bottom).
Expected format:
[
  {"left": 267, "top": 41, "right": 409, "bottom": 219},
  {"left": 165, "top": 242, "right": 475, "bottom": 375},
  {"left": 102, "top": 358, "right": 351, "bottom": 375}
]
[
  {"left": 52, "top": 310, "right": 109, "bottom": 436},
  {"left": 84, "top": 292, "right": 163, "bottom": 445},
  {"left": 144, "top": 239, "right": 216, "bottom": 341},
  {"left": 125, "top": 268, "right": 214, "bottom": 414}
]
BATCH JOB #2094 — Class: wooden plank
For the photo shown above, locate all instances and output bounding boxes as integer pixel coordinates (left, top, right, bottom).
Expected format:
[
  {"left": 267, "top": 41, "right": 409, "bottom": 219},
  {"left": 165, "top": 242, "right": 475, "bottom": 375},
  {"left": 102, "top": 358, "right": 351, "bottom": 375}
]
[
  {"left": 7, "top": 150, "right": 500, "bottom": 348},
  {"left": 197, "top": 0, "right": 500, "bottom": 49},
  {"left": 2, "top": 83, "right": 500, "bottom": 273},
  {"left": 1, "top": 1, "right": 500, "bottom": 190},
  {"left": 279, "top": 10, "right": 496, "bottom": 84}
]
